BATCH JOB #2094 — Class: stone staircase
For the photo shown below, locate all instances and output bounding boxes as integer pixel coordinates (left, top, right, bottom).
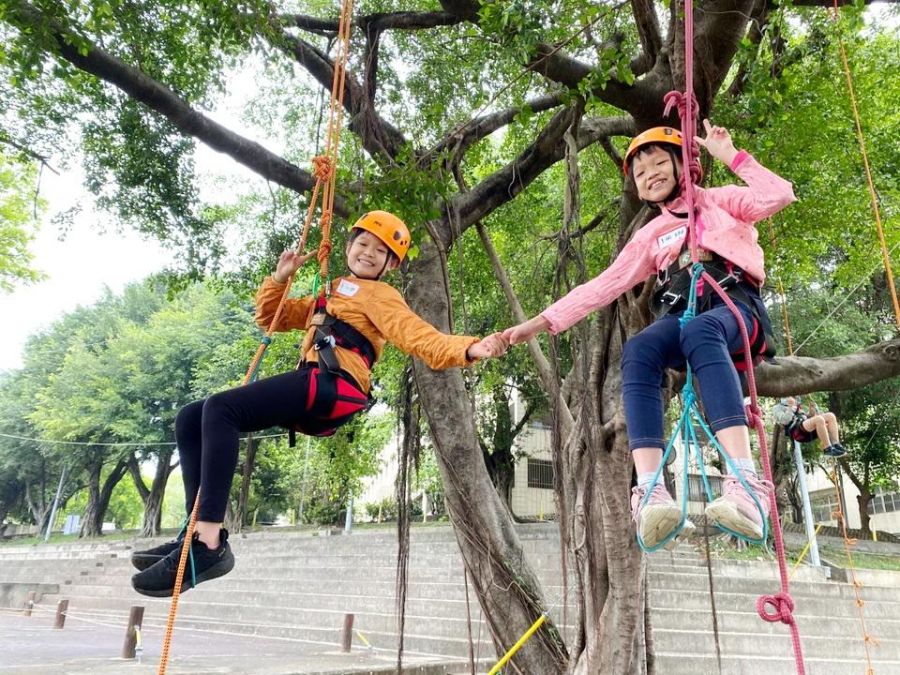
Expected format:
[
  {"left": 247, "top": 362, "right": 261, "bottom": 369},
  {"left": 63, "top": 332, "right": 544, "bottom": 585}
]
[{"left": 2, "top": 523, "right": 899, "bottom": 674}]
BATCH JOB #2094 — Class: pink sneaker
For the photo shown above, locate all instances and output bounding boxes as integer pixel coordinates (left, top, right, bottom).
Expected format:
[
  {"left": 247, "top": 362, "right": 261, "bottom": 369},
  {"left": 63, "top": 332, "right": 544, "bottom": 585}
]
[
  {"left": 705, "top": 474, "right": 774, "bottom": 540},
  {"left": 631, "top": 483, "right": 694, "bottom": 550}
]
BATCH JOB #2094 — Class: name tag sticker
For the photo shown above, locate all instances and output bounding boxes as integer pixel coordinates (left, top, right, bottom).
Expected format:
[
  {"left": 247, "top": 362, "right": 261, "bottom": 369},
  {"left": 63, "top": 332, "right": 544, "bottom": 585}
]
[
  {"left": 336, "top": 279, "right": 360, "bottom": 297},
  {"left": 657, "top": 226, "right": 687, "bottom": 250}
]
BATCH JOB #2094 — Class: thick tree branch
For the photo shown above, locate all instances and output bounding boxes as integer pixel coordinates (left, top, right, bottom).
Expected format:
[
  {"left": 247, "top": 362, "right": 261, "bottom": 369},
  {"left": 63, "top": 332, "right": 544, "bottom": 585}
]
[
  {"left": 449, "top": 114, "right": 634, "bottom": 236},
  {"left": 279, "top": 14, "right": 339, "bottom": 36},
  {"left": 271, "top": 28, "right": 408, "bottom": 162},
  {"left": 281, "top": 11, "right": 462, "bottom": 34},
  {"left": 782, "top": 0, "right": 878, "bottom": 5},
  {"left": 631, "top": 0, "right": 663, "bottom": 75},
  {"left": 726, "top": 0, "right": 768, "bottom": 99},
  {"left": 425, "top": 94, "right": 565, "bottom": 167},
  {"left": 754, "top": 339, "right": 900, "bottom": 398},
  {"left": 5, "top": 2, "right": 342, "bottom": 211},
  {"left": 438, "top": 0, "right": 481, "bottom": 22}
]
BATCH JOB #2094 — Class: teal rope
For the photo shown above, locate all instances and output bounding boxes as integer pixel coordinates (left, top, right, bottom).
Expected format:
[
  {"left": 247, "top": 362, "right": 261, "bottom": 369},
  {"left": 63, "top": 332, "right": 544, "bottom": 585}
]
[{"left": 636, "top": 264, "right": 768, "bottom": 553}]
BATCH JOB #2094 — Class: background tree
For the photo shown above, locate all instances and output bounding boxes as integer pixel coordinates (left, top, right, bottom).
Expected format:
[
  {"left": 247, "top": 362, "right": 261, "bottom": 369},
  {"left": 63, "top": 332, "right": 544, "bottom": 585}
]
[{"left": 0, "top": 150, "right": 45, "bottom": 291}]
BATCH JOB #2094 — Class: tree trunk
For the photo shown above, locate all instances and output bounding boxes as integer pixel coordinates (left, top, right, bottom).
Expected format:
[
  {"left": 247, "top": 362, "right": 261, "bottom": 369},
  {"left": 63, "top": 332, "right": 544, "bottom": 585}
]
[
  {"left": 856, "top": 489, "right": 872, "bottom": 537},
  {"left": 141, "top": 448, "right": 174, "bottom": 537},
  {"left": 24, "top": 480, "right": 50, "bottom": 531},
  {"left": 236, "top": 436, "right": 260, "bottom": 533},
  {"left": 562, "top": 297, "right": 653, "bottom": 674},
  {"left": 406, "top": 239, "right": 568, "bottom": 673},
  {"left": 80, "top": 461, "right": 103, "bottom": 538},
  {"left": 80, "top": 457, "right": 128, "bottom": 538}
]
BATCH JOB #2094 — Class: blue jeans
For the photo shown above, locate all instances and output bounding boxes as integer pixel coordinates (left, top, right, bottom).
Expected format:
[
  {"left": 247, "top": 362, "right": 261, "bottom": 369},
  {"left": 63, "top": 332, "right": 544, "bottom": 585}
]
[{"left": 621, "top": 300, "right": 756, "bottom": 451}]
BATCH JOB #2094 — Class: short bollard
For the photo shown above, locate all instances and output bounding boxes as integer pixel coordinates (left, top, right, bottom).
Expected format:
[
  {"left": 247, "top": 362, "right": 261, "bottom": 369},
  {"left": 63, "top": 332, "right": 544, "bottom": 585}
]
[
  {"left": 341, "top": 613, "right": 354, "bottom": 652},
  {"left": 53, "top": 599, "right": 68, "bottom": 629},
  {"left": 24, "top": 591, "right": 36, "bottom": 617},
  {"left": 122, "top": 606, "right": 145, "bottom": 659}
]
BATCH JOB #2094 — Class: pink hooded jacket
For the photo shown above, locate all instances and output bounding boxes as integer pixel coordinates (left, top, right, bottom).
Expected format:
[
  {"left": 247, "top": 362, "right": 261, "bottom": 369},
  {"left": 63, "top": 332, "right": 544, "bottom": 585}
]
[{"left": 540, "top": 151, "right": 796, "bottom": 334}]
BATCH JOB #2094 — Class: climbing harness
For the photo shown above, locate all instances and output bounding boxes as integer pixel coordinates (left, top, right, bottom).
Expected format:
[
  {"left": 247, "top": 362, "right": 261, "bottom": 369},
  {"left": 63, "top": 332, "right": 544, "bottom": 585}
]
[
  {"left": 650, "top": 243, "right": 776, "bottom": 370},
  {"left": 287, "top": 295, "right": 376, "bottom": 444}
]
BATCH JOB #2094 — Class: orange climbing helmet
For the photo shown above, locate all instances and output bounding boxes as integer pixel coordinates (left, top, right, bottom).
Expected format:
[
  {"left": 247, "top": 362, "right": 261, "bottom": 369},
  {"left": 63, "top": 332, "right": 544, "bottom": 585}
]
[
  {"left": 623, "top": 127, "right": 683, "bottom": 176},
  {"left": 350, "top": 210, "right": 412, "bottom": 262}
]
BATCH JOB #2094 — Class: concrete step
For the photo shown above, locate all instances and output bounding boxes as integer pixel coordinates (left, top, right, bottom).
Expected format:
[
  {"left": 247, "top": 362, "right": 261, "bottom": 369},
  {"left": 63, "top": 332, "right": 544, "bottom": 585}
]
[{"left": 653, "top": 652, "right": 900, "bottom": 675}]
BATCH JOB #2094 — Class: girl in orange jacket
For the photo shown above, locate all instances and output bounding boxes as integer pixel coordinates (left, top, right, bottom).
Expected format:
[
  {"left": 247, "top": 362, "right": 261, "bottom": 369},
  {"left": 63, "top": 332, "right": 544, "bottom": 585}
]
[{"left": 131, "top": 211, "right": 507, "bottom": 597}]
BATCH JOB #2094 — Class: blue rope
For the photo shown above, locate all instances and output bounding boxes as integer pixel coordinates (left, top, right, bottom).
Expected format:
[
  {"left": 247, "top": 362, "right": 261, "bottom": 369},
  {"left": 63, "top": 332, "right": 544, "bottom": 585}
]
[{"left": 636, "top": 264, "right": 768, "bottom": 553}]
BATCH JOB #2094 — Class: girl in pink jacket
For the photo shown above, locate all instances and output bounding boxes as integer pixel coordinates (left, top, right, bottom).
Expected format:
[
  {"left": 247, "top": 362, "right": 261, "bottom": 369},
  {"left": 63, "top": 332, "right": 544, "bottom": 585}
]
[{"left": 504, "top": 121, "right": 796, "bottom": 549}]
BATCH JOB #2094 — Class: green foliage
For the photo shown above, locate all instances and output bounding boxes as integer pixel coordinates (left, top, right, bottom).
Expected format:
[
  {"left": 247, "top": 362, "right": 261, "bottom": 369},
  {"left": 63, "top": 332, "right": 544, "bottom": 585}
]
[{"left": 0, "top": 151, "right": 45, "bottom": 291}]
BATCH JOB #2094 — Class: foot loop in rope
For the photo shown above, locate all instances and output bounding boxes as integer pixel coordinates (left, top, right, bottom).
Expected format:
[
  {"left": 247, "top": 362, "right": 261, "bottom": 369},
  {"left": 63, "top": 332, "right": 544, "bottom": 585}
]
[{"left": 757, "top": 592, "right": 796, "bottom": 625}]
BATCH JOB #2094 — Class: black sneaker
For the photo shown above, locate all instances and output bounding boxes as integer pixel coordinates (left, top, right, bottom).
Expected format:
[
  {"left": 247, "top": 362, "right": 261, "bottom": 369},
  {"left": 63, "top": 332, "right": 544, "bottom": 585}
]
[
  {"left": 131, "top": 529, "right": 234, "bottom": 597},
  {"left": 130, "top": 529, "right": 186, "bottom": 571},
  {"left": 824, "top": 443, "right": 847, "bottom": 458}
]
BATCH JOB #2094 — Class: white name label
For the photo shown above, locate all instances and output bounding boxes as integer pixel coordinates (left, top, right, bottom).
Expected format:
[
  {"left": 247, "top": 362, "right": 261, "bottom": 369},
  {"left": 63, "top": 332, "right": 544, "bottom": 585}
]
[
  {"left": 657, "top": 226, "right": 687, "bottom": 250},
  {"left": 336, "top": 279, "right": 360, "bottom": 297}
]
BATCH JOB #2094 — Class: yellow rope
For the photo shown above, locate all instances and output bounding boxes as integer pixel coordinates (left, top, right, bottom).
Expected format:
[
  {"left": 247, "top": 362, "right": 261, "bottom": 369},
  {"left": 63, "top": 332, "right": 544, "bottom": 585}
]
[
  {"left": 831, "top": 5, "right": 900, "bottom": 331},
  {"left": 155, "top": 0, "right": 356, "bottom": 671},
  {"left": 487, "top": 613, "right": 547, "bottom": 675}
]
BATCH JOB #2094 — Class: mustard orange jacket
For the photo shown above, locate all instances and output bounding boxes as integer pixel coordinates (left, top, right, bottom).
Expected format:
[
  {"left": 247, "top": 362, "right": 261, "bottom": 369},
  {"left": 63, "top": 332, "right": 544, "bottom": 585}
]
[{"left": 255, "top": 275, "right": 479, "bottom": 392}]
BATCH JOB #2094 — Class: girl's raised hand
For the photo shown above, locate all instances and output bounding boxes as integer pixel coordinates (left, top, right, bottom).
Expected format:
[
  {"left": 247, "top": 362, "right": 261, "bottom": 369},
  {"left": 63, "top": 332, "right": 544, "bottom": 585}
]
[
  {"left": 273, "top": 249, "right": 316, "bottom": 283},
  {"left": 694, "top": 119, "right": 738, "bottom": 167}
]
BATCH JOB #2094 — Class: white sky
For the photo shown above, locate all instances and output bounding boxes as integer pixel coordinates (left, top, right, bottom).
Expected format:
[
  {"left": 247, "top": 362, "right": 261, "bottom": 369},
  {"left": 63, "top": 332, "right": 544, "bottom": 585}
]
[{"left": 0, "top": 70, "right": 263, "bottom": 372}]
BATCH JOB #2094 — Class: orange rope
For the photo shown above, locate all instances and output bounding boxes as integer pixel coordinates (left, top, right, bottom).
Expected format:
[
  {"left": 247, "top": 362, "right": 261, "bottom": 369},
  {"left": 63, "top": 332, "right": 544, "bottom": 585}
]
[
  {"left": 831, "top": 3, "right": 900, "bottom": 331},
  {"left": 155, "top": 0, "right": 356, "bottom": 671},
  {"left": 829, "top": 467, "right": 878, "bottom": 674}
]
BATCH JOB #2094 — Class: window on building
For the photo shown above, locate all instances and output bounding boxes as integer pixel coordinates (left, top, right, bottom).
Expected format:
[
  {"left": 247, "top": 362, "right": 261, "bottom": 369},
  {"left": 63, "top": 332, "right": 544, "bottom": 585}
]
[
  {"left": 687, "top": 474, "right": 723, "bottom": 502},
  {"left": 866, "top": 490, "right": 900, "bottom": 515},
  {"left": 527, "top": 459, "right": 554, "bottom": 489}
]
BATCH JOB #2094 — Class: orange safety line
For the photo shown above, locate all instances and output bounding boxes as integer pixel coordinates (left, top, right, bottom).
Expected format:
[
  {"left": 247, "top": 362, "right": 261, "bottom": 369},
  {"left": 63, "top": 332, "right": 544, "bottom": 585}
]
[
  {"left": 155, "top": 0, "right": 356, "bottom": 671},
  {"left": 830, "top": 466, "right": 878, "bottom": 674},
  {"left": 831, "top": 3, "right": 900, "bottom": 331}
]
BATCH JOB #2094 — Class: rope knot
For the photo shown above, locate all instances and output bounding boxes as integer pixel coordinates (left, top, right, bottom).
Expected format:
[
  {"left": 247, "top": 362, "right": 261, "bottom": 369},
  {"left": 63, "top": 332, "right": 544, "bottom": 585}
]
[
  {"left": 745, "top": 402, "right": 763, "bottom": 426},
  {"left": 312, "top": 155, "right": 334, "bottom": 181},
  {"left": 317, "top": 239, "right": 333, "bottom": 265},
  {"left": 757, "top": 592, "right": 796, "bottom": 625},
  {"left": 662, "top": 90, "right": 703, "bottom": 185}
]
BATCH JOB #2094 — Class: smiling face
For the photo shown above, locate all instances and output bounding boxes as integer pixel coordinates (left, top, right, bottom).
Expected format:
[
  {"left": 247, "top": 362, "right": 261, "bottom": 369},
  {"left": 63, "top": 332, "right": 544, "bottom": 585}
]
[
  {"left": 631, "top": 145, "right": 682, "bottom": 204},
  {"left": 346, "top": 229, "right": 397, "bottom": 279}
]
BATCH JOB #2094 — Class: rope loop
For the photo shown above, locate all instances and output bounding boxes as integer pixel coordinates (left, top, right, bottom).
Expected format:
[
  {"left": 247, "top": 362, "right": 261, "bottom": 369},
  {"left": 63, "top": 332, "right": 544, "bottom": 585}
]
[
  {"left": 312, "top": 155, "right": 335, "bottom": 181},
  {"left": 757, "top": 592, "right": 796, "bottom": 625}
]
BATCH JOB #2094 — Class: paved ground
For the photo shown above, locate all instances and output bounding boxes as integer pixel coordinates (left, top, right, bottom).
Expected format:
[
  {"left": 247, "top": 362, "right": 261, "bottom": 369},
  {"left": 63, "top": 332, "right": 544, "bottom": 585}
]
[{"left": 0, "top": 613, "right": 467, "bottom": 674}]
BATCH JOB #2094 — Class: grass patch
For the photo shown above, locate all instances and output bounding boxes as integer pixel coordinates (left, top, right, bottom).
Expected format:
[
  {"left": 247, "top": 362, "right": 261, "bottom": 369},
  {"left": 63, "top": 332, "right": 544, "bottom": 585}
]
[{"left": 819, "top": 546, "right": 900, "bottom": 572}]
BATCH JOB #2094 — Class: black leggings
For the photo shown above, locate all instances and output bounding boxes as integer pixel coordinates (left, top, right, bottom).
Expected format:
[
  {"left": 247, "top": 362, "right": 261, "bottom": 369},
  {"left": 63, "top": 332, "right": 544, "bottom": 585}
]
[{"left": 175, "top": 368, "right": 315, "bottom": 522}]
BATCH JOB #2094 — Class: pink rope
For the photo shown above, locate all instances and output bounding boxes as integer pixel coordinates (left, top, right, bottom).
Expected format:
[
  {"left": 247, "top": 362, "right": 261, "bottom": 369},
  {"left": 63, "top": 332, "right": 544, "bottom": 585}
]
[
  {"left": 668, "top": 0, "right": 806, "bottom": 671},
  {"left": 702, "top": 274, "right": 806, "bottom": 674}
]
